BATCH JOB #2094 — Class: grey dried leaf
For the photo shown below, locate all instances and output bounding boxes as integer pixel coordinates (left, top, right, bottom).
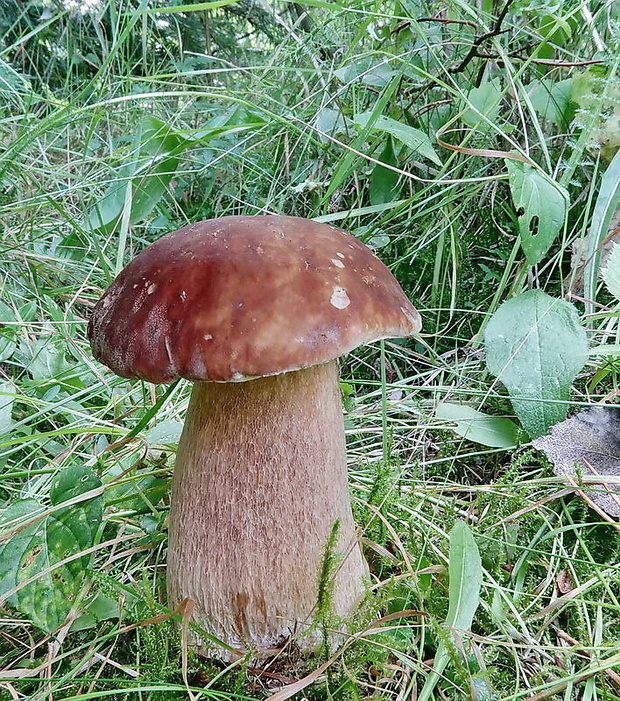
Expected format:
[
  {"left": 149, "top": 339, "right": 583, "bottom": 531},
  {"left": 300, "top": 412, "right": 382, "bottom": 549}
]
[{"left": 533, "top": 406, "right": 620, "bottom": 518}]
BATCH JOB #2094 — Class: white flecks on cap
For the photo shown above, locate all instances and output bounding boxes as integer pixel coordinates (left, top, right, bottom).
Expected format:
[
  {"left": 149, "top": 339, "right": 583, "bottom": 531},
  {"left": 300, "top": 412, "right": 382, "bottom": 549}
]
[
  {"left": 330, "top": 286, "right": 350, "bottom": 309},
  {"left": 164, "top": 336, "right": 174, "bottom": 366},
  {"left": 331, "top": 258, "right": 345, "bottom": 268},
  {"left": 147, "top": 283, "right": 157, "bottom": 295}
]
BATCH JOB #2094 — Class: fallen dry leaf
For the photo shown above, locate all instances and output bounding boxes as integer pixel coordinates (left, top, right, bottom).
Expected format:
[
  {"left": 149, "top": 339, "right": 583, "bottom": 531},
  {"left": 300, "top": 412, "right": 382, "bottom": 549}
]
[
  {"left": 556, "top": 569, "right": 574, "bottom": 594},
  {"left": 533, "top": 406, "right": 620, "bottom": 518}
]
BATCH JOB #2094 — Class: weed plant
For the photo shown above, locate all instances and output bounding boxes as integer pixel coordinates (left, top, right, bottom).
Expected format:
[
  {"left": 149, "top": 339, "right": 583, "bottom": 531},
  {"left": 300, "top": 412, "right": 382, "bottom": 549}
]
[{"left": 1, "top": 0, "right": 619, "bottom": 699}]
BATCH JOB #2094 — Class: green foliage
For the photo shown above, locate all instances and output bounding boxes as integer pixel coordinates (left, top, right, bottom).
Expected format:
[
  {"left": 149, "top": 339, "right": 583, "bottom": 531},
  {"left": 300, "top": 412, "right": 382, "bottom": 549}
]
[
  {"left": 528, "top": 77, "right": 576, "bottom": 127},
  {"left": 418, "top": 521, "right": 483, "bottom": 701},
  {"left": 603, "top": 242, "right": 620, "bottom": 301},
  {"left": 1, "top": 0, "right": 619, "bottom": 697},
  {"left": 353, "top": 112, "right": 442, "bottom": 166},
  {"left": 0, "top": 464, "right": 103, "bottom": 632},
  {"left": 485, "top": 290, "right": 589, "bottom": 438},
  {"left": 436, "top": 402, "right": 521, "bottom": 448},
  {"left": 506, "top": 161, "right": 567, "bottom": 266},
  {"left": 461, "top": 78, "right": 503, "bottom": 130}
]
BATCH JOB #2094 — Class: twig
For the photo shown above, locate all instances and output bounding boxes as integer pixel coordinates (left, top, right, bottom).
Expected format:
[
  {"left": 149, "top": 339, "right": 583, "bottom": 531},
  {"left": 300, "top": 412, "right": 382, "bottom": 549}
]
[
  {"left": 582, "top": 458, "right": 620, "bottom": 511},
  {"left": 450, "top": 0, "right": 515, "bottom": 75},
  {"left": 391, "top": 17, "right": 477, "bottom": 35},
  {"left": 564, "top": 474, "right": 620, "bottom": 532},
  {"left": 265, "top": 610, "right": 425, "bottom": 701},
  {"left": 556, "top": 629, "right": 620, "bottom": 687},
  {"left": 528, "top": 655, "right": 620, "bottom": 700},
  {"left": 472, "top": 51, "right": 605, "bottom": 67}
]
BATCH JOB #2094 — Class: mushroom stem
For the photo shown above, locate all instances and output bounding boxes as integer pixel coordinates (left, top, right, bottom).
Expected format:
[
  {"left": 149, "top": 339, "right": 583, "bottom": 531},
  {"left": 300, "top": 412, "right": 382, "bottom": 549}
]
[{"left": 167, "top": 359, "right": 368, "bottom": 660}]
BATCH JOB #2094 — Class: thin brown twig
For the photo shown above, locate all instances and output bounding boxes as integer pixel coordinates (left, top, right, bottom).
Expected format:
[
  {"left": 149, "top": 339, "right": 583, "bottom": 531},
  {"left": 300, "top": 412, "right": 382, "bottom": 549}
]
[
  {"left": 391, "top": 17, "right": 477, "bottom": 35},
  {"left": 473, "top": 50, "right": 605, "bottom": 67},
  {"left": 556, "top": 629, "right": 620, "bottom": 687},
  {"left": 528, "top": 658, "right": 620, "bottom": 701},
  {"left": 582, "top": 458, "right": 620, "bottom": 511},
  {"left": 564, "top": 474, "right": 620, "bottom": 532},
  {"left": 450, "top": 0, "right": 515, "bottom": 74}
]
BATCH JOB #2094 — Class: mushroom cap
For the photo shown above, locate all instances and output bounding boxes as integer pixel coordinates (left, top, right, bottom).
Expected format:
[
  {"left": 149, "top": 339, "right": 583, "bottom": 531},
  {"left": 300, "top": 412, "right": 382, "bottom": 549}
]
[{"left": 88, "top": 215, "right": 421, "bottom": 383}]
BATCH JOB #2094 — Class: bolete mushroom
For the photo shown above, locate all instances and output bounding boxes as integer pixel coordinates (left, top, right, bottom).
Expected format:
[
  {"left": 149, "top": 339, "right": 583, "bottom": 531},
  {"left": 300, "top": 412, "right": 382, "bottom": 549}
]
[{"left": 88, "top": 215, "right": 421, "bottom": 660}]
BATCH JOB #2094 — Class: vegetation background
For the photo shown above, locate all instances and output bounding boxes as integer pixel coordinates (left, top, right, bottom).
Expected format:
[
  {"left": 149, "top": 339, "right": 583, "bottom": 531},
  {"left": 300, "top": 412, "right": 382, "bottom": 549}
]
[{"left": 0, "top": 0, "right": 619, "bottom": 699}]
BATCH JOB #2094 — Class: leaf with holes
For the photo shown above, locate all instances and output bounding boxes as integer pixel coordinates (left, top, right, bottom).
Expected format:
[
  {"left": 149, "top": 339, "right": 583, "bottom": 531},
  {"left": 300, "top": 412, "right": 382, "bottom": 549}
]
[
  {"left": 484, "top": 290, "right": 588, "bottom": 439},
  {"left": 506, "top": 161, "right": 567, "bottom": 266},
  {"left": 0, "top": 465, "right": 103, "bottom": 632}
]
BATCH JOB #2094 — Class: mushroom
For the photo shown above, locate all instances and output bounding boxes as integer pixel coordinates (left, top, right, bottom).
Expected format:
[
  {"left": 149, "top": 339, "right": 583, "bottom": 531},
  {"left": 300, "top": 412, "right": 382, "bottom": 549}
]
[{"left": 88, "top": 215, "right": 421, "bottom": 661}]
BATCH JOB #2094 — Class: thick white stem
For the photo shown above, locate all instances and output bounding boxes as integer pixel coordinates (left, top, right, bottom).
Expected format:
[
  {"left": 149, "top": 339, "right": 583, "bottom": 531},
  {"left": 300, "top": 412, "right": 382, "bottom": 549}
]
[{"left": 167, "top": 360, "right": 367, "bottom": 660}]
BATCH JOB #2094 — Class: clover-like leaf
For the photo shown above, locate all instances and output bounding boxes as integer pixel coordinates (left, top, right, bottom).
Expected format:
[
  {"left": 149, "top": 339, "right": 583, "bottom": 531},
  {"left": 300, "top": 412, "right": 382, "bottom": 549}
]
[{"left": 0, "top": 465, "right": 103, "bottom": 632}]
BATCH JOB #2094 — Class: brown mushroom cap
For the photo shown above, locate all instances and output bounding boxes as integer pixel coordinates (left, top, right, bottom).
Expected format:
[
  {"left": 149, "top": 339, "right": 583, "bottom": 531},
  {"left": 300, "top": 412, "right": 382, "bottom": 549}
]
[{"left": 88, "top": 215, "right": 421, "bottom": 383}]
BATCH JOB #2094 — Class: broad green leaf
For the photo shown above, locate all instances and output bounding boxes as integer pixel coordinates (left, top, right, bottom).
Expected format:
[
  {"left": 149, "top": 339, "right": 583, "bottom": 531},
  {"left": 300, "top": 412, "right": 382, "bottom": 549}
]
[
  {"left": 506, "top": 161, "right": 567, "bottom": 265},
  {"left": 538, "top": 13, "right": 572, "bottom": 41},
  {"left": 18, "top": 301, "right": 37, "bottom": 323},
  {"left": 0, "top": 381, "right": 15, "bottom": 436},
  {"left": 335, "top": 60, "right": 396, "bottom": 88},
  {"left": 105, "top": 474, "right": 168, "bottom": 515},
  {"left": 528, "top": 78, "right": 575, "bottom": 127},
  {"left": 70, "top": 592, "right": 121, "bottom": 631},
  {"left": 354, "top": 112, "right": 442, "bottom": 165},
  {"left": 0, "top": 58, "right": 31, "bottom": 94},
  {"left": 84, "top": 116, "right": 190, "bottom": 233},
  {"left": 602, "top": 242, "right": 620, "bottom": 301},
  {"left": 436, "top": 402, "right": 520, "bottom": 448},
  {"left": 0, "top": 465, "right": 103, "bottom": 632},
  {"left": 484, "top": 290, "right": 588, "bottom": 439},
  {"left": 584, "top": 151, "right": 620, "bottom": 312},
  {"left": 27, "top": 337, "right": 69, "bottom": 381},
  {"left": 145, "top": 419, "right": 184, "bottom": 445},
  {"left": 315, "top": 107, "right": 347, "bottom": 144},
  {"left": 0, "top": 301, "right": 17, "bottom": 362},
  {"left": 446, "top": 520, "right": 483, "bottom": 629},
  {"left": 418, "top": 521, "right": 483, "bottom": 701},
  {"left": 461, "top": 77, "right": 502, "bottom": 129},
  {"left": 84, "top": 111, "right": 263, "bottom": 233},
  {"left": 370, "top": 136, "right": 399, "bottom": 205}
]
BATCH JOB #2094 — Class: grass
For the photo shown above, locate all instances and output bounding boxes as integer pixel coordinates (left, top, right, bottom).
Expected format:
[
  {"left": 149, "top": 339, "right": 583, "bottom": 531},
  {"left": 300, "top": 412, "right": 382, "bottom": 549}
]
[{"left": 1, "top": 0, "right": 620, "bottom": 699}]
